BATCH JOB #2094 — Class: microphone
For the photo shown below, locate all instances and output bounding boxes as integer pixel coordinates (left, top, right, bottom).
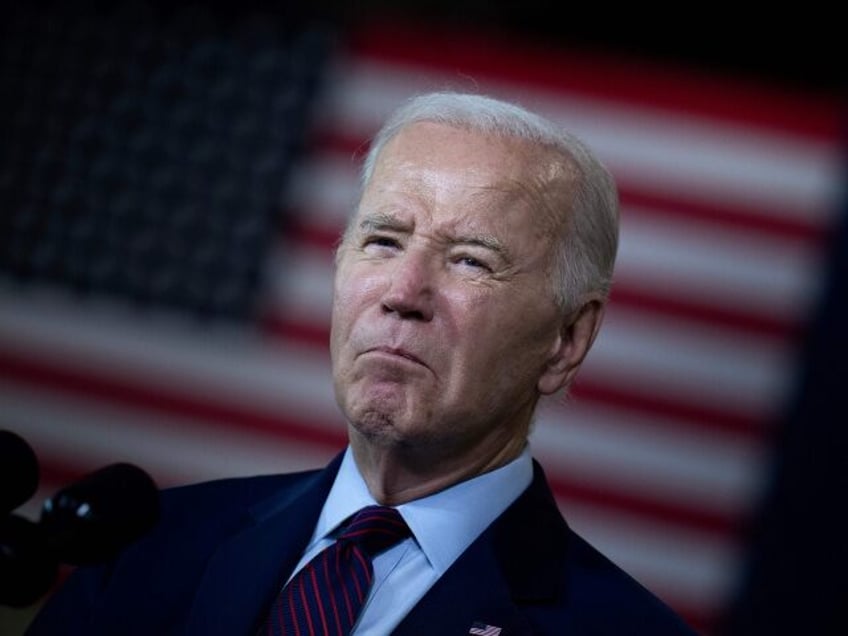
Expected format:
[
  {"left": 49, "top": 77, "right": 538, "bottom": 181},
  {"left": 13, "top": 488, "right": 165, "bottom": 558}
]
[
  {"left": 41, "top": 462, "right": 160, "bottom": 566},
  {"left": 1, "top": 453, "right": 160, "bottom": 607},
  {"left": 0, "top": 430, "right": 40, "bottom": 514}
]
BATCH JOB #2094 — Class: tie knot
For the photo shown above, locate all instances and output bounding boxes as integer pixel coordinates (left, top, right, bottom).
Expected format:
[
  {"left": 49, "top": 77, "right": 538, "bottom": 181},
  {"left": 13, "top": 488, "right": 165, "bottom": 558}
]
[{"left": 338, "top": 505, "right": 410, "bottom": 556}]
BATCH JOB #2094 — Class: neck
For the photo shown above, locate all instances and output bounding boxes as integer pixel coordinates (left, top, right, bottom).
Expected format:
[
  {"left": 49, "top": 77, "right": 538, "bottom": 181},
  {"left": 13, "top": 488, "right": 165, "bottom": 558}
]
[{"left": 348, "top": 428, "right": 528, "bottom": 505}]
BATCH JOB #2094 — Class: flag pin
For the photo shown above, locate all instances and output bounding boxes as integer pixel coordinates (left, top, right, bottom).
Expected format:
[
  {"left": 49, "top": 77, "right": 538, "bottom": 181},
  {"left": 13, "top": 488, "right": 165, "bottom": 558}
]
[{"left": 469, "top": 621, "right": 502, "bottom": 636}]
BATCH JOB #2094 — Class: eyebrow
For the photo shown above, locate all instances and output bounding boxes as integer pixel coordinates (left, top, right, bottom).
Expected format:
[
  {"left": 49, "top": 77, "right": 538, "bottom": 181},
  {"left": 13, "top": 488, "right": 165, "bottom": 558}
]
[
  {"left": 452, "top": 234, "right": 510, "bottom": 261},
  {"left": 357, "top": 213, "right": 411, "bottom": 235},
  {"left": 355, "top": 212, "right": 511, "bottom": 261}
]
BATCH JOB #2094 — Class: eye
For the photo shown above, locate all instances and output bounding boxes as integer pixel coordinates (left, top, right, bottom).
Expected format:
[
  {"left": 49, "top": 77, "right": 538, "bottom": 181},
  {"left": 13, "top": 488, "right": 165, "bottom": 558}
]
[
  {"left": 455, "top": 255, "right": 492, "bottom": 272},
  {"left": 362, "top": 235, "right": 400, "bottom": 251}
]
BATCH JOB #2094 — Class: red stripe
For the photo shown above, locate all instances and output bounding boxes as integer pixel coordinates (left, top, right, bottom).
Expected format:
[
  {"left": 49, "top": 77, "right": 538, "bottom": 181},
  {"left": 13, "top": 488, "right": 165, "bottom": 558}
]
[
  {"left": 307, "top": 565, "right": 327, "bottom": 635},
  {"left": 549, "top": 472, "right": 746, "bottom": 536},
  {"left": 617, "top": 187, "right": 831, "bottom": 244},
  {"left": 36, "top": 457, "right": 91, "bottom": 492},
  {"left": 322, "top": 549, "right": 344, "bottom": 635},
  {"left": 571, "top": 380, "right": 768, "bottom": 438},
  {"left": 335, "top": 547, "right": 356, "bottom": 626},
  {"left": 283, "top": 219, "right": 343, "bottom": 250},
  {"left": 607, "top": 288, "right": 803, "bottom": 340},
  {"left": 346, "top": 20, "right": 843, "bottom": 140},
  {"left": 260, "top": 312, "right": 330, "bottom": 350},
  {"left": 36, "top": 453, "right": 207, "bottom": 494}
]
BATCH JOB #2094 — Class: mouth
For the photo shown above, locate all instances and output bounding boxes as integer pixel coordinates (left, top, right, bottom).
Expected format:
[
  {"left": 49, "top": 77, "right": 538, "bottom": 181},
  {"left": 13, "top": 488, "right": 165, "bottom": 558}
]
[{"left": 367, "top": 346, "right": 427, "bottom": 367}]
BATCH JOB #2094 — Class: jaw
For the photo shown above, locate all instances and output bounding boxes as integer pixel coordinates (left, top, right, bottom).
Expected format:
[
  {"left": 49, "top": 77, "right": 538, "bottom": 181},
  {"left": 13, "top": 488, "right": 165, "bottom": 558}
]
[{"left": 345, "top": 396, "right": 536, "bottom": 506}]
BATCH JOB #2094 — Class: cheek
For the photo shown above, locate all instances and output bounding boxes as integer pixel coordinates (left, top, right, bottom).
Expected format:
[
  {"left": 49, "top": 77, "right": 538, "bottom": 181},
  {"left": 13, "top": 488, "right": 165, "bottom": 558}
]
[
  {"left": 438, "top": 290, "right": 510, "bottom": 371},
  {"left": 334, "top": 262, "right": 386, "bottom": 306},
  {"left": 455, "top": 293, "right": 556, "bottom": 367},
  {"left": 330, "top": 266, "right": 383, "bottom": 346}
]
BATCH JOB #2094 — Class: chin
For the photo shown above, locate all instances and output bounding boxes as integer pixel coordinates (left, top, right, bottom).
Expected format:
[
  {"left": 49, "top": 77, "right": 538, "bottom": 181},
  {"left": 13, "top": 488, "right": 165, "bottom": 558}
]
[
  {"left": 349, "top": 400, "right": 434, "bottom": 447},
  {"left": 349, "top": 410, "right": 404, "bottom": 446}
]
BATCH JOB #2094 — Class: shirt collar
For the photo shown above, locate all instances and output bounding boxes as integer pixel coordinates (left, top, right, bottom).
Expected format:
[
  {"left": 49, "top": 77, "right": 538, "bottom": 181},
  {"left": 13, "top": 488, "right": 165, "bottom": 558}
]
[{"left": 313, "top": 445, "right": 533, "bottom": 575}]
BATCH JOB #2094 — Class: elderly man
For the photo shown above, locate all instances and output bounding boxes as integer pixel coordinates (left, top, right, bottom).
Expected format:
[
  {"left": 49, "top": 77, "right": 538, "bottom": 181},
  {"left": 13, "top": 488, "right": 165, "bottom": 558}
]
[{"left": 28, "top": 93, "right": 694, "bottom": 635}]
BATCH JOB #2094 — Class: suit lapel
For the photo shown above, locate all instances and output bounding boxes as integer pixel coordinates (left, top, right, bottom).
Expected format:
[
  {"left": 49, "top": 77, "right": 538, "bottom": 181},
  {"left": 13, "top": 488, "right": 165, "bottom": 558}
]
[
  {"left": 180, "top": 456, "right": 567, "bottom": 635},
  {"left": 394, "top": 461, "right": 569, "bottom": 636},
  {"left": 183, "top": 454, "right": 343, "bottom": 636}
]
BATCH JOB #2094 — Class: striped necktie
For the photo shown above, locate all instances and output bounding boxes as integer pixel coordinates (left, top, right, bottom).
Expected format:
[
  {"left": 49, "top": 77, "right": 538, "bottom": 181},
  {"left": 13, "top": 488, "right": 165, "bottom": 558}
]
[{"left": 260, "top": 505, "right": 410, "bottom": 636}]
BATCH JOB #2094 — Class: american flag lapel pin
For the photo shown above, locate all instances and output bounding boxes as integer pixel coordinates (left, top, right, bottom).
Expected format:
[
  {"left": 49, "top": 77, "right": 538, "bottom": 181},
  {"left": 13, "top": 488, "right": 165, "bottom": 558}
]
[{"left": 469, "top": 621, "right": 502, "bottom": 636}]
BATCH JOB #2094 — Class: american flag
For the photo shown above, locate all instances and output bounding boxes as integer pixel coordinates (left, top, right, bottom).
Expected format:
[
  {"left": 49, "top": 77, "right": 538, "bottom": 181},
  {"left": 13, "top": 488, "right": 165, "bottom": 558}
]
[
  {"left": 469, "top": 621, "right": 503, "bottom": 636},
  {"left": 1, "top": 9, "right": 843, "bottom": 635}
]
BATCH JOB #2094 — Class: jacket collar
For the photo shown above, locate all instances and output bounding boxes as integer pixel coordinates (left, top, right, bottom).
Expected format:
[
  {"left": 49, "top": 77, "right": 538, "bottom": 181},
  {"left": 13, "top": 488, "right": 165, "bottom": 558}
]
[
  {"left": 394, "top": 460, "right": 570, "bottom": 635},
  {"left": 183, "top": 452, "right": 344, "bottom": 636}
]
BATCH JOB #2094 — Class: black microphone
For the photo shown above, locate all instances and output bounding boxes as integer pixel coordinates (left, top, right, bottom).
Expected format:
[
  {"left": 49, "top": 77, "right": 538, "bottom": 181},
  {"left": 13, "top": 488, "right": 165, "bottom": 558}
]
[
  {"left": 0, "top": 430, "right": 40, "bottom": 514},
  {"left": 1, "top": 460, "right": 160, "bottom": 607},
  {"left": 40, "top": 462, "right": 160, "bottom": 566}
]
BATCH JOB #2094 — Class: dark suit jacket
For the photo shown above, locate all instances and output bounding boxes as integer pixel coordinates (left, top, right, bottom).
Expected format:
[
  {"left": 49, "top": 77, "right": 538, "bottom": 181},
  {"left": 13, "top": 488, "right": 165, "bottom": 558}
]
[{"left": 27, "top": 453, "right": 696, "bottom": 635}]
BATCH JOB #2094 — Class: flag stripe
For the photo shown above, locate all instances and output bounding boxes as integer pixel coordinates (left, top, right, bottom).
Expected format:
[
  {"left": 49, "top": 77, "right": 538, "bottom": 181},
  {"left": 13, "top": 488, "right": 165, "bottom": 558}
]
[{"left": 345, "top": 21, "right": 842, "bottom": 140}]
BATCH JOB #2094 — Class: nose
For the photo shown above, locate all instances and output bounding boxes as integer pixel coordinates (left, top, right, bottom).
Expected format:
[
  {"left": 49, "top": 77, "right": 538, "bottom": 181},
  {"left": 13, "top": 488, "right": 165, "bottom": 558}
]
[{"left": 380, "top": 250, "right": 435, "bottom": 321}]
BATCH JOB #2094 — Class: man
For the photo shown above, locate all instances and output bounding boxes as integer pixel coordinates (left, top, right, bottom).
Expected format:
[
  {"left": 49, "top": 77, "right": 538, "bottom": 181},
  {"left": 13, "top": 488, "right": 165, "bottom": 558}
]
[{"left": 27, "top": 92, "right": 695, "bottom": 634}]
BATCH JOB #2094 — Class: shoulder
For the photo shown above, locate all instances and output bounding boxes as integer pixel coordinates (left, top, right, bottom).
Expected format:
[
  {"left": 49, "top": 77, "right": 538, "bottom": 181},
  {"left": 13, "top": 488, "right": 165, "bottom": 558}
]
[
  {"left": 144, "top": 466, "right": 327, "bottom": 545},
  {"left": 562, "top": 530, "right": 696, "bottom": 634},
  {"left": 505, "top": 462, "right": 696, "bottom": 634},
  {"left": 160, "top": 468, "right": 320, "bottom": 516}
]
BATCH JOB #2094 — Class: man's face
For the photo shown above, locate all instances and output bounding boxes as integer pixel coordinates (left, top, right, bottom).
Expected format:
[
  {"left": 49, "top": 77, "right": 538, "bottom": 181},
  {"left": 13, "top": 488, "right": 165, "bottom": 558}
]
[{"left": 330, "top": 122, "right": 573, "bottom": 463}]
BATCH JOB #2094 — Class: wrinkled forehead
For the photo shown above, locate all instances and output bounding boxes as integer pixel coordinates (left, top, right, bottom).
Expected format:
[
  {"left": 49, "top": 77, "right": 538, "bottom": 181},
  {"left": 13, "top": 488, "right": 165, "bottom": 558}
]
[{"left": 361, "top": 121, "right": 578, "bottom": 232}]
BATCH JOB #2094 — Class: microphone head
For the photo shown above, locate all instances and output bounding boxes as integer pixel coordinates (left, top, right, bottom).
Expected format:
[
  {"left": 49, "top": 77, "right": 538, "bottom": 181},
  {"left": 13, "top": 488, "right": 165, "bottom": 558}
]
[
  {"left": 40, "top": 463, "right": 160, "bottom": 565},
  {"left": 0, "top": 430, "right": 39, "bottom": 514}
]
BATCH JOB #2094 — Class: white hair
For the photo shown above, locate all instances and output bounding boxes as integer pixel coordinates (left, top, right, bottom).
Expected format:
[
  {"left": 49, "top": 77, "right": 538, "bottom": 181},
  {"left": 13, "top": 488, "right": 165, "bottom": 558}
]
[{"left": 358, "top": 91, "right": 619, "bottom": 310}]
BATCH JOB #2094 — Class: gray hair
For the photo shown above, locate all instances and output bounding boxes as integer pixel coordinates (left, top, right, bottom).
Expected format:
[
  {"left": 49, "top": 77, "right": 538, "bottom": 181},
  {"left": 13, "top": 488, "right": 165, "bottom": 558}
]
[{"left": 358, "top": 91, "right": 619, "bottom": 310}]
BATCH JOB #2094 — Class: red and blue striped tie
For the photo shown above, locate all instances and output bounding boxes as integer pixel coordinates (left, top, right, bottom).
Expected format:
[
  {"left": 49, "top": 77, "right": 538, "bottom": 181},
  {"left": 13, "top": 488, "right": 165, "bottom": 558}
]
[{"left": 261, "top": 505, "right": 410, "bottom": 635}]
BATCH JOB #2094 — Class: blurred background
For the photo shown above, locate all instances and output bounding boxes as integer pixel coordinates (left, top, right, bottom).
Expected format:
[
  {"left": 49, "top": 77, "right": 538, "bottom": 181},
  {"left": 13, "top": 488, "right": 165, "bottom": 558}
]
[{"left": 1, "top": 1, "right": 845, "bottom": 634}]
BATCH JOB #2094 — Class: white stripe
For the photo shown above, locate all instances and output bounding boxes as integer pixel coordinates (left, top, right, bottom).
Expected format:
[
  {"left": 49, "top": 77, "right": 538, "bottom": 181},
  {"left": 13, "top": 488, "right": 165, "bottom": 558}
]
[
  {"left": 265, "top": 243, "right": 335, "bottom": 322},
  {"left": 533, "top": 400, "right": 768, "bottom": 516},
  {"left": 284, "top": 152, "right": 360, "bottom": 226}
]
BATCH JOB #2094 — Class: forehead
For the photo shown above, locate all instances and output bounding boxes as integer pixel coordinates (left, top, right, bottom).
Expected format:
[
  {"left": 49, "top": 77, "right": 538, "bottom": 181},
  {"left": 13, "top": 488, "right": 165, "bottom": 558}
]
[{"left": 359, "top": 122, "right": 573, "bottom": 234}]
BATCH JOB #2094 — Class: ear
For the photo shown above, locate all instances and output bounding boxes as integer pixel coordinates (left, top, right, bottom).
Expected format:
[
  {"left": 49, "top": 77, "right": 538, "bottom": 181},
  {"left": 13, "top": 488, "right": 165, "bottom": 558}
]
[{"left": 537, "top": 295, "right": 606, "bottom": 395}]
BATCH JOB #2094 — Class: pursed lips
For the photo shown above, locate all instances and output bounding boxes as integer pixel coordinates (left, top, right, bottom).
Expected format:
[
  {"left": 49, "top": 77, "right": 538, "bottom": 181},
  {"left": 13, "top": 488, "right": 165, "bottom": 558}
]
[{"left": 364, "top": 346, "right": 427, "bottom": 368}]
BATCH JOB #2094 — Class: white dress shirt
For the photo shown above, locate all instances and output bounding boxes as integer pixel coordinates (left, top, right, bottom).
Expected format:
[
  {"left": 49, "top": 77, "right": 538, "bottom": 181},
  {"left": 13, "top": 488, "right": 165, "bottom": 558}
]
[{"left": 287, "top": 445, "right": 534, "bottom": 635}]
